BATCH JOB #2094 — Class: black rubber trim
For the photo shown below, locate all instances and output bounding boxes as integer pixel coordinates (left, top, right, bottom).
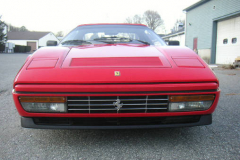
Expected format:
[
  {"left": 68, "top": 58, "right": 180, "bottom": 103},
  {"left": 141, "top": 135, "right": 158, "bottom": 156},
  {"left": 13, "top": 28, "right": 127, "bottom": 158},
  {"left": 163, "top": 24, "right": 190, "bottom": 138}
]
[
  {"left": 15, "top": 90, "right": 217, "bottom": 94},
  {"left": 21, "top": 115, "right": 212, "bottom": 129}
]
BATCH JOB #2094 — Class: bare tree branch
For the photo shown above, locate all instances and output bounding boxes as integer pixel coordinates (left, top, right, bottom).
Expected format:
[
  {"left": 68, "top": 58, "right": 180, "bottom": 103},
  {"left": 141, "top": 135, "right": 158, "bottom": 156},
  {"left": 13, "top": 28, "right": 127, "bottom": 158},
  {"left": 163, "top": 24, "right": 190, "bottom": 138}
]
[
  {"left": 125, "top": 10, "right": 164, "bottom": 31},
  {"left": 132, "top": 15, "right": 143, "bottom": 24},
  {"left": 55, "top": 31, "right": 64, "bottom": 37},
  {"left": 143, "top": 10, "right": 163, "bottom": 31},
  {"left": 125, "top": 15, "right": 143, "bottom": 24},
  {"left": 125, "top": 17, "right": 133, "bottom": 23},
  {"left": 7, "top": 23, "right": 28, "bottom": 32}
]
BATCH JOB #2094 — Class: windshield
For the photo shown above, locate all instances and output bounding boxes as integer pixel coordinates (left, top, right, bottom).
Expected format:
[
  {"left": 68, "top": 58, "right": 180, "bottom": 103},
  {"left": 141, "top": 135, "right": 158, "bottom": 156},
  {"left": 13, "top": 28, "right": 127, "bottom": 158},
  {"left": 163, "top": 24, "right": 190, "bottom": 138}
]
[{"left": 60, "top": 25, "right": 166, "bottom": 46}]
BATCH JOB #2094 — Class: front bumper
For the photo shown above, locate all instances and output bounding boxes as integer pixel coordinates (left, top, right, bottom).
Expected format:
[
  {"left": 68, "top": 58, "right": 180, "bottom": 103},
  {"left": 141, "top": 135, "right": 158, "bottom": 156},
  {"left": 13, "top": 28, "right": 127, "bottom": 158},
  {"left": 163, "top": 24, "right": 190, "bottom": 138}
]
[{"left": 21, "top": 114, "right": 212, "bottom": 129}]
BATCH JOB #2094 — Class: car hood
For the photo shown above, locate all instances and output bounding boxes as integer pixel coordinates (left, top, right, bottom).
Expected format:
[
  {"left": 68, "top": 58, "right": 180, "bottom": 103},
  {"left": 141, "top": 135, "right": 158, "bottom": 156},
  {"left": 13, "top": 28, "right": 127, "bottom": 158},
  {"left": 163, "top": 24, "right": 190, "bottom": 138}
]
[{"left": 14, "top": 44, "right": 218, "bottom": 85}]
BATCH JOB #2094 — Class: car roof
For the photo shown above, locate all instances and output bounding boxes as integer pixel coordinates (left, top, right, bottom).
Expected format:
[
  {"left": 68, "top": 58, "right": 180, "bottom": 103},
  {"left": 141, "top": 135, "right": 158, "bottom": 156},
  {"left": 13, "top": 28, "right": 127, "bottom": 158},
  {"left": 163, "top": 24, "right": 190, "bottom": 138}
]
[{"left": 77, "top": 23, "right": 147, "bottom": 27}]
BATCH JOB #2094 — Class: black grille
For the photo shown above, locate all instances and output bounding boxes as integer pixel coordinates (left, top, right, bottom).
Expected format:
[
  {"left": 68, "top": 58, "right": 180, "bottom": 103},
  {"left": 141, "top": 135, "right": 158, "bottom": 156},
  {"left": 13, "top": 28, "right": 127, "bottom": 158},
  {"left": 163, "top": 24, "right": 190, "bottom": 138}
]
[{"left": 67, "top": 95, "right": 169, "bottom": 113}]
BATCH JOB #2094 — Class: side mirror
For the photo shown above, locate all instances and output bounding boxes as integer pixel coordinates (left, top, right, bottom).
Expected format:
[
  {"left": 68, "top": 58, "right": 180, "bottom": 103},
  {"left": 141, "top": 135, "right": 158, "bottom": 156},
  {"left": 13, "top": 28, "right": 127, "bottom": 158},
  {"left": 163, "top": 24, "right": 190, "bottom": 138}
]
[
  {"left": 47, "top": 41, "right": 58, "bottom": 46},
  {"left": 168, "top": 41, "right": 180, "bottom": 46}
]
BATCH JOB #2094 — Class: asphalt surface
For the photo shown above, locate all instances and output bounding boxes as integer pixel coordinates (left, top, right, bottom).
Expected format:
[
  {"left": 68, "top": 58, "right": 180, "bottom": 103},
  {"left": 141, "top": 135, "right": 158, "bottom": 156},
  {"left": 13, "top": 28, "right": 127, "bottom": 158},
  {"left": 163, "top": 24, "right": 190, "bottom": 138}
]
[{"left": 0, "top": 53, "right": 239, "bottom": 160}]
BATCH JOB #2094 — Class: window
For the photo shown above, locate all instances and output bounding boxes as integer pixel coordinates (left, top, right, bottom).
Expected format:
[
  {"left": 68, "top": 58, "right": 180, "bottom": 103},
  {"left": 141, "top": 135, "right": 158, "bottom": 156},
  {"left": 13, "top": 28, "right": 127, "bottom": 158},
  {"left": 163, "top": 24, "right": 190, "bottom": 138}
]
[
  {"left": 223, "top": 39, "right": 228, "bottom": 44},
  {"left": 60, "top": 25, "right": 166, "bottom": 46},
  {"left": 232, "top": 38, "right": 237, "bottom": 44},
  {"left": 46, "top": 40, "right": 57, "bottom": 46}
]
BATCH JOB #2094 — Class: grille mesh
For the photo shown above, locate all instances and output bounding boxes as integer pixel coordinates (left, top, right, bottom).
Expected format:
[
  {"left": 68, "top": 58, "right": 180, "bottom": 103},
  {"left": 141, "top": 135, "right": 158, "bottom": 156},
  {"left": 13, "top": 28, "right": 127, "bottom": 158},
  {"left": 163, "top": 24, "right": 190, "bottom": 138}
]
[{"left": 67, "top": 95, "right": 169, "bottom": 113}]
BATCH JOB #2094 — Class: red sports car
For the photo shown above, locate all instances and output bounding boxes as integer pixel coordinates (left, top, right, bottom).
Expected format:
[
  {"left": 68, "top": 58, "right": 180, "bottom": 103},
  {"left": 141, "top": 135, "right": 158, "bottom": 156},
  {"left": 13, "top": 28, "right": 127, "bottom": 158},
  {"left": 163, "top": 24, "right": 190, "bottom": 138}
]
[{"left": 12, "top": 24, "right": 220, "bottom": 129}]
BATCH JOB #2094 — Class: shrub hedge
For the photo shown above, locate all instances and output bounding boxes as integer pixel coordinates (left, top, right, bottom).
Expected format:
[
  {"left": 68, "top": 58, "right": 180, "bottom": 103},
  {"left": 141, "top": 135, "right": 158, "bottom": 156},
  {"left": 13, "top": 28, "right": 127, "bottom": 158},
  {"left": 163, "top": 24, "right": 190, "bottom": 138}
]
[
  {"left": 0, "top": 44, "right": 5, "bottom": 52},
  {"left": 14, "top": 45, "right": 31, "bottom": 53}
]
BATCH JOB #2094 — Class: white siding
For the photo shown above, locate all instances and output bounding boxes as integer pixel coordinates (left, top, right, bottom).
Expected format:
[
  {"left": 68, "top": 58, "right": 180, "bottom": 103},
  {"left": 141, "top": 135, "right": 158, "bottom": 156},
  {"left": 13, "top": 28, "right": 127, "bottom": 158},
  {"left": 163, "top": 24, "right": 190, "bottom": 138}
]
[
  {"left": 198, "top": 49, "right": 211, "bottom": 64},
  {"left": 169, "top": 34, "right": 185, "bottom": 46},
  {"left": 185, "top": 0, "right": 240, "bottom": 50},
  {"left": 216, "top": 16, "right": 240, "bottom": 64},
  {"left": 39, "top": 33, "right": 60, "bottom": 47},
  {"left": 7, "top": 40, "right": 38, "bottom": 47}
]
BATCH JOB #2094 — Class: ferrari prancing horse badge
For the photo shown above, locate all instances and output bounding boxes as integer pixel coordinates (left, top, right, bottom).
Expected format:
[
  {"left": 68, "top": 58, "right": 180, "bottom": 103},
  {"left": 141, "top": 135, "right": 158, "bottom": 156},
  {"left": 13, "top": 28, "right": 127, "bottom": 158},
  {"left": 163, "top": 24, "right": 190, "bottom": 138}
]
[{"left": 114, "top": 71, "right": 120, "bottom": 76}]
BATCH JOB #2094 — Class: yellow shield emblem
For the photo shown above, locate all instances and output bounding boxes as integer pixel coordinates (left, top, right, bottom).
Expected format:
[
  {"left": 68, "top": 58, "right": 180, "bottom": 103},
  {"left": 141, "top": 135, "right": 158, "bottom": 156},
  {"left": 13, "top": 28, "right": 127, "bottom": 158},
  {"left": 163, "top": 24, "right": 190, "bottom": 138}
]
[{"left": 114, "top": 71, "right": 120, "bottom": 76}]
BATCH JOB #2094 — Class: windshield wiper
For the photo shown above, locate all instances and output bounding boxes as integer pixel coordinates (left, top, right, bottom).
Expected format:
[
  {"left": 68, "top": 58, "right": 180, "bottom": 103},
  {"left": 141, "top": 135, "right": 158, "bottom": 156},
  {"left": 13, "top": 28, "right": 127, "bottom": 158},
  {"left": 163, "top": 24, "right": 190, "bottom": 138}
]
[
  {"left": 61, "top": 40, "right": 92, "bottom": 45},
  {"left": 131, "top": 39, "right": 151, "bottom": 45},
  {"left": 92, "top": 37, "right": 151, "bottom": 45},
  {"left": 93, "top": 37, "right": 116, "bottom": 44}
]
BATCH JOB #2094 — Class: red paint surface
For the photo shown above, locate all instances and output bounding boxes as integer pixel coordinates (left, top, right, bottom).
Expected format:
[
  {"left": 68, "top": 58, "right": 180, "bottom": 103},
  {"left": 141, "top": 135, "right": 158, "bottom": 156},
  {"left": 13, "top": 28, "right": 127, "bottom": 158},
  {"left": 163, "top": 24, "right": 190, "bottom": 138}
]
[
  {"left": 13, "top": 45, "right": 218, "bottom": 86},
  {"left": 62, "top": 44, "right": 171, "bottom": 68},
  {"left": 14, "top": 83, "right": 218, "bottom": 93},
  {"left": 13, "top": 89, "right": 220, "bottom": 118},
  {"left": 172, "top": 57, "right": 204, "bottom": 68},
  {"left": 12, "top": 38, "right": 220, "bottom": 119},
  {"left": 70, "top": 57, "right": 163, "bottom": 68},
  {"left": 27, "top": 58, "right": 58, "bottom": 69},
  {"left": 78, "top": 23, "right": 147, "bottom": 27}
]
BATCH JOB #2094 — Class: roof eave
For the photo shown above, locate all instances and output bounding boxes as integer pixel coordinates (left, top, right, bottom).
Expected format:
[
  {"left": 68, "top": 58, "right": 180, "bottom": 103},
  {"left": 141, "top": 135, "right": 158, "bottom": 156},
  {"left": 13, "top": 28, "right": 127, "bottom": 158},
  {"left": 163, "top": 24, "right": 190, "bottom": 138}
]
[
  {"left": 162, "top": 31, "right": 185, "bottom": 39},
  {"left": 39, "top": 32, "right": 52, "bottom": 39},
  {"left": 183, "top": 0, "right": 210, "bottom": 12}
]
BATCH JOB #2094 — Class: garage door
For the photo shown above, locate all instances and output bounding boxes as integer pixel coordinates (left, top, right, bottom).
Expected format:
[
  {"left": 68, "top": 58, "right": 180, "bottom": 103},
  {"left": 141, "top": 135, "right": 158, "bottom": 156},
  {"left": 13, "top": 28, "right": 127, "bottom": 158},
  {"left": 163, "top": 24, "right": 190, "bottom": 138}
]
[
  {"left": 27, "top": 42, "right": 37, "bottom": 52},
  {"left": 216, "top": 16, "right": 240, "bottom": 64}
]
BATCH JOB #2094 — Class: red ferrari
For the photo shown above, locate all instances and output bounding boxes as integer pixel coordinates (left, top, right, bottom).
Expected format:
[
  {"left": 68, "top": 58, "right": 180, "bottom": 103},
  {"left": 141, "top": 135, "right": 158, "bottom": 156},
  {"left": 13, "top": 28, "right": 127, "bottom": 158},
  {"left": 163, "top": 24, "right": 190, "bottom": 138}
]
[{"left": 12, "top": 24, "right": 220, "bottom": 129}]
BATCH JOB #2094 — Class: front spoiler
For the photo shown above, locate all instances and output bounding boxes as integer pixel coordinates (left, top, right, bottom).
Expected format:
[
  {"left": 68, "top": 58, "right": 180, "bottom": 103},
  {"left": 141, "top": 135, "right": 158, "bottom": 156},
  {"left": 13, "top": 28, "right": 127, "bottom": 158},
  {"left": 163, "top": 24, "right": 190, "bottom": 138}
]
[{"left": 21, "top": 114, "right": 212, "bottom": 129}]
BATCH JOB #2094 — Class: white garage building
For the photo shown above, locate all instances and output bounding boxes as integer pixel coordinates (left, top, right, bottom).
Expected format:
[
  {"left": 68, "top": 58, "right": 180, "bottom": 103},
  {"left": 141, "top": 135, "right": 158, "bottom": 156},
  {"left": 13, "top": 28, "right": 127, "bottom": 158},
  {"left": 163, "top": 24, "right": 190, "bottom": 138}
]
[
  {"left": 7, "top": 31, "right": 60, "bottom": 52},
  {"left": 216, "top": 16, "right": 240, "bottom": 64},
  {"left": 184, "top": 0, "right": 240, "bottom": 64}
]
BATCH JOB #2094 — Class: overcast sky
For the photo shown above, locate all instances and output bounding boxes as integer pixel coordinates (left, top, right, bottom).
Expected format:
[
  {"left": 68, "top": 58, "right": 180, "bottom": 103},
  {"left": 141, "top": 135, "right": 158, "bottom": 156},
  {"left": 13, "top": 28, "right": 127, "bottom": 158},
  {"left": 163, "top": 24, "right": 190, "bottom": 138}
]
[{"left": 0, "top": 0, "right": 199, "bottom": 35}]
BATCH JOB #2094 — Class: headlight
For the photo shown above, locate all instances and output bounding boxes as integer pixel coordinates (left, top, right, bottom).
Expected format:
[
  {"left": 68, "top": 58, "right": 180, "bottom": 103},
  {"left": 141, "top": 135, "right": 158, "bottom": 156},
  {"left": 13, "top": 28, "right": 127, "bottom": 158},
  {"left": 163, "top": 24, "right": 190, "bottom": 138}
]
[
  {"left": 169, "top": 95, "right": 215, "bottom": 112},
  {"left": 19, "top": 97, "right": 67, "bottom": 113}
]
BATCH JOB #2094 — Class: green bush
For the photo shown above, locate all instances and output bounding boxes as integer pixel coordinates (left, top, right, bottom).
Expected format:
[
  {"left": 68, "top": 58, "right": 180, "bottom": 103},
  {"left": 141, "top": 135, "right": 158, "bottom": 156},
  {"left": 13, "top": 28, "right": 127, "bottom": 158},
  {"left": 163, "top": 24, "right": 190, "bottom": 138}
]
[
  {"left": 0, "top": 44, "right": 5, "bottom": 52},
  {"left": 14, "top": 45, "right": 20, "bottom": 52},
  {"left": 26, "top": 46, "right": 31, "bottom": 52},
  {"left": 14, "top": 45, "right": 31, "bottom": 53},
  {"left": 19, "top": 46, "right": 25, "bottom": 52}
]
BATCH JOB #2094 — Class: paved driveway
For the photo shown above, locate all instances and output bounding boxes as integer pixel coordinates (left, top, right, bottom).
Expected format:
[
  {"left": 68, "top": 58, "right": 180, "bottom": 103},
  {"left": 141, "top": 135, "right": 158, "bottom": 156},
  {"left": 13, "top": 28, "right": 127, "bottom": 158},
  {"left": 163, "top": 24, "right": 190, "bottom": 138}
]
[{"left": 0, "top": 53, "right": 239, "bottom": 160}]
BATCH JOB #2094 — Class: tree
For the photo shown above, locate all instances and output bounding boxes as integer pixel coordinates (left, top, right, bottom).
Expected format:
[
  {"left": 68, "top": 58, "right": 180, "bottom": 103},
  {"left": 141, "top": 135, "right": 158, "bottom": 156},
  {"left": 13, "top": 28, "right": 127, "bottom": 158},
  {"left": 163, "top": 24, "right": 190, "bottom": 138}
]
[
  {"left": 8, "top": 24, "right": 18, "bottom": 31},
  {"left": 125, "top": 17, "right": 133, "bottom": 23},
  {"left": 132, "top": 15, "right": 143, "bottom": 24},
  {"left": 55, "top": 31, "right": 64, "bottom": 37},
  {"left": 143, "top": 10, "right": 163, "bottom": 31},
  {"left": 0, "top": 16, "right": 7, "bottom": 52},
  {"left": 125, "top": 10, "right": 163, "bottom": 31},
  {"left": 19, "top": 26, "right": 28, "bottom": 32},
  {"left": 7, "top": 24, "right": 28, "bottom": 32},
  {"left": 0, "top": 17, "right": 7, "bottom": 45},
  {"left": 125, "top": 14, "right": 143, "bottom": 24}
]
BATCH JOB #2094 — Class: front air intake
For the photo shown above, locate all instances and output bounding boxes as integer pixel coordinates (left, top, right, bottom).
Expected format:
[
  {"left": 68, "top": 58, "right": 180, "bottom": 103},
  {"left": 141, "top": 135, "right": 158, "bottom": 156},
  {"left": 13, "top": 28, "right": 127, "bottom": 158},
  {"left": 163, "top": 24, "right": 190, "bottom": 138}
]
[{"left": 67, "top": 95, "right": 169, "bottom": 113}]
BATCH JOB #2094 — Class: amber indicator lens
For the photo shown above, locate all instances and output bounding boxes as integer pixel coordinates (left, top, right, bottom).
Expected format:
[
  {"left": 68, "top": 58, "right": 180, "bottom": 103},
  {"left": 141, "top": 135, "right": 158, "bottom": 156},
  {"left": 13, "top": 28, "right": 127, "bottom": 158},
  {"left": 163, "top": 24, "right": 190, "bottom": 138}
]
[
  {"left": 19, "top": 97, "right": 66, "bottom": 103},
  {"left": 169, "top": 95, "right": 215, "bottom": 102}
]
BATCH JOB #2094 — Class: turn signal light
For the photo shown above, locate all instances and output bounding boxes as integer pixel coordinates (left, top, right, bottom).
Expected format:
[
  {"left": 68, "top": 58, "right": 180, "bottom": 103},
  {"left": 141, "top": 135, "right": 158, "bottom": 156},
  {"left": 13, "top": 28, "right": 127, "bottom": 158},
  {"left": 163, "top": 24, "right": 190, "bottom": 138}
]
[
  {"left": 19, "top": 97, "right": 67, "bottom": 113},
  {"left": 169, "top": 95, "right": 215, "bottom": 112},
  {"left": 169, "top": 95, "right": 215, "bottom": 102},
  {"left": 19, "top": 97, "right": 66, "bottom": 103}
]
